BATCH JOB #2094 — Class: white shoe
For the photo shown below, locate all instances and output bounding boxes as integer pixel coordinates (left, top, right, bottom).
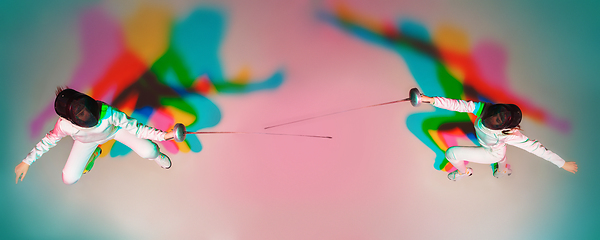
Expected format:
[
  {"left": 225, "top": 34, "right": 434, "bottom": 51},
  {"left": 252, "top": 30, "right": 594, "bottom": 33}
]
[
  {"left": 154, "top": 153, "right": 171, "bottom": 169},
  {"left": 448, "top": 168, "right": 473, "bottom": 181},
  {"left": 493, "top": 163, "right": 512, "bottom": 178}
]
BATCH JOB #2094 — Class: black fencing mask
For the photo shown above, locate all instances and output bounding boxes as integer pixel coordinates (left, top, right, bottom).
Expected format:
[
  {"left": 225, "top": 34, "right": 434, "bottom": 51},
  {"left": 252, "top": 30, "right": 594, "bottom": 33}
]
[
  {"left": 481, "top": 103, "right": 522, "bottom": 130},
  {"left": 55, "top": 89, "right": 101, "bottom": 128}
]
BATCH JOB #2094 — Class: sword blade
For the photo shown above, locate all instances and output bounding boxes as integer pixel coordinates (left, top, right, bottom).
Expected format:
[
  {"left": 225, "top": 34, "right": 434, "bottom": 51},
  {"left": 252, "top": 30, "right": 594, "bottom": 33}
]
[
  {"left": 264, "top": 97, "right": 411, "bottom": 129},
  {"left": 186, "top": 131, "right": 332, "bottom": 139}
]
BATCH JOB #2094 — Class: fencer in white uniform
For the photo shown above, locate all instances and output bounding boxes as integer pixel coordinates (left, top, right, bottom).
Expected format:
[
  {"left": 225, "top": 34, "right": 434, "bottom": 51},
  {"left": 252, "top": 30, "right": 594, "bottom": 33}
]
[
  {"left": 15, "top": 88, "right": 176, "bottom": 185},
  {"left": 419, "top": 95, "right": 578, "bottom": 181}
]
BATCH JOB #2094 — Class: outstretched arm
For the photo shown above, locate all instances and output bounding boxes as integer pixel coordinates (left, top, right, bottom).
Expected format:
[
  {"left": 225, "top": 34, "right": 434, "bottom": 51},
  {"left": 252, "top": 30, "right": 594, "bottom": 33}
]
[
  {"left": 562, "top": 161, "right": 578, "bottom": 174},
  {"left": 17, "top": 119, "right": 68, "bottom": 184},
  {"left": 419, "top": 95, "right": 485, "bottom": 116},
  {"left": 506, "top": 132, "right": 574, "bottom": 172},
  {"left": 107, "top": 106, "right": 167, "bottom": 141}
]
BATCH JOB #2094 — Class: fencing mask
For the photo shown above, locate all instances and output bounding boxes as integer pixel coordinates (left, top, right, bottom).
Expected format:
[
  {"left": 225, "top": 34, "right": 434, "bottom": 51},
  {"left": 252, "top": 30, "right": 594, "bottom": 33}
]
[
  {"left": 481, "top": 103, "right": 522, "bottom": 130},
  {"left": 54, "top": 89, "right": 101, "bottom": 128}
]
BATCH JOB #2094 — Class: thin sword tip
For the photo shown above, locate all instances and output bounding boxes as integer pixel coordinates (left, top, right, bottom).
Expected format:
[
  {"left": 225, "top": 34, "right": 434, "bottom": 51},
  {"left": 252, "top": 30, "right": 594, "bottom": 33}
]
[{"left": 264, "top": 124, "right": 283, "bottom": 129}]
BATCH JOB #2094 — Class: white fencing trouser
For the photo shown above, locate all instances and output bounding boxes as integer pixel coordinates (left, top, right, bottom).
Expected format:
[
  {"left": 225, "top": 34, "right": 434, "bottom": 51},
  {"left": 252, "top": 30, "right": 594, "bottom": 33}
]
[
  {"left": 61, "top": 129, "right": 161, "bottom": 185},
  {"left": 445, "top": 146, "right": 508, "bottom": 174}
]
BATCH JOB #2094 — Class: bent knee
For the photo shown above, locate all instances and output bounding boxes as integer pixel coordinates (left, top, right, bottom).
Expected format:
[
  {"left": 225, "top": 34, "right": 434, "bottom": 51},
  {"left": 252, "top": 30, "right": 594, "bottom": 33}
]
[
  {"left": 139, "top": 142, "right": 160, "bottom": 159},
  {"left": 62, "top": 172, "right": 81, "bottom": 185},
  {"left": 445, "top": 147, "right": 458, "bottom": 161}
]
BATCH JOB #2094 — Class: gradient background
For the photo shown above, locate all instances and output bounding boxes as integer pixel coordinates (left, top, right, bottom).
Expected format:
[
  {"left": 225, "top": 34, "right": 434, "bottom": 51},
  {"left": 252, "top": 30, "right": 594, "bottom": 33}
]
[{"left": 1, "top": 0, "right": 598, "bottom": 239}]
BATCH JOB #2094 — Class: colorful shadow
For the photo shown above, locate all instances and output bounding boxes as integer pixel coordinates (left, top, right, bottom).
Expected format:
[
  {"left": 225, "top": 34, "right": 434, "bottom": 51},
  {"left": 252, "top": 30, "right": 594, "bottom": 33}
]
[
  {"left": 29, "top": 4, "right": 285, "bottom": 157},
  {"left": 318, "top": 2, "right": 570, "bottom": 172}
]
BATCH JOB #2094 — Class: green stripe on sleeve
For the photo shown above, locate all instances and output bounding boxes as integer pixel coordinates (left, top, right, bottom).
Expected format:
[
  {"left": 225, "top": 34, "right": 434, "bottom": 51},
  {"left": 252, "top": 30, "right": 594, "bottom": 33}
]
[{"left": 474, "top": 102, "right": 485, "bottom": 116}]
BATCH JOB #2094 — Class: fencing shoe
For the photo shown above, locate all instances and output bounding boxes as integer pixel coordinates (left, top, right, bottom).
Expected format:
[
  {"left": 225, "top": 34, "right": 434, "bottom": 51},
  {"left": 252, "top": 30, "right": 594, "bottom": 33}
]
[
  {"left": 448, "top": 167, "right": 473, "bottom": 181},
  {"left": 154, "top": 153, "right": 172, "bottom": 169},
  {"left": 493, "top": 163, "right": 512, "bottom": 178}
]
